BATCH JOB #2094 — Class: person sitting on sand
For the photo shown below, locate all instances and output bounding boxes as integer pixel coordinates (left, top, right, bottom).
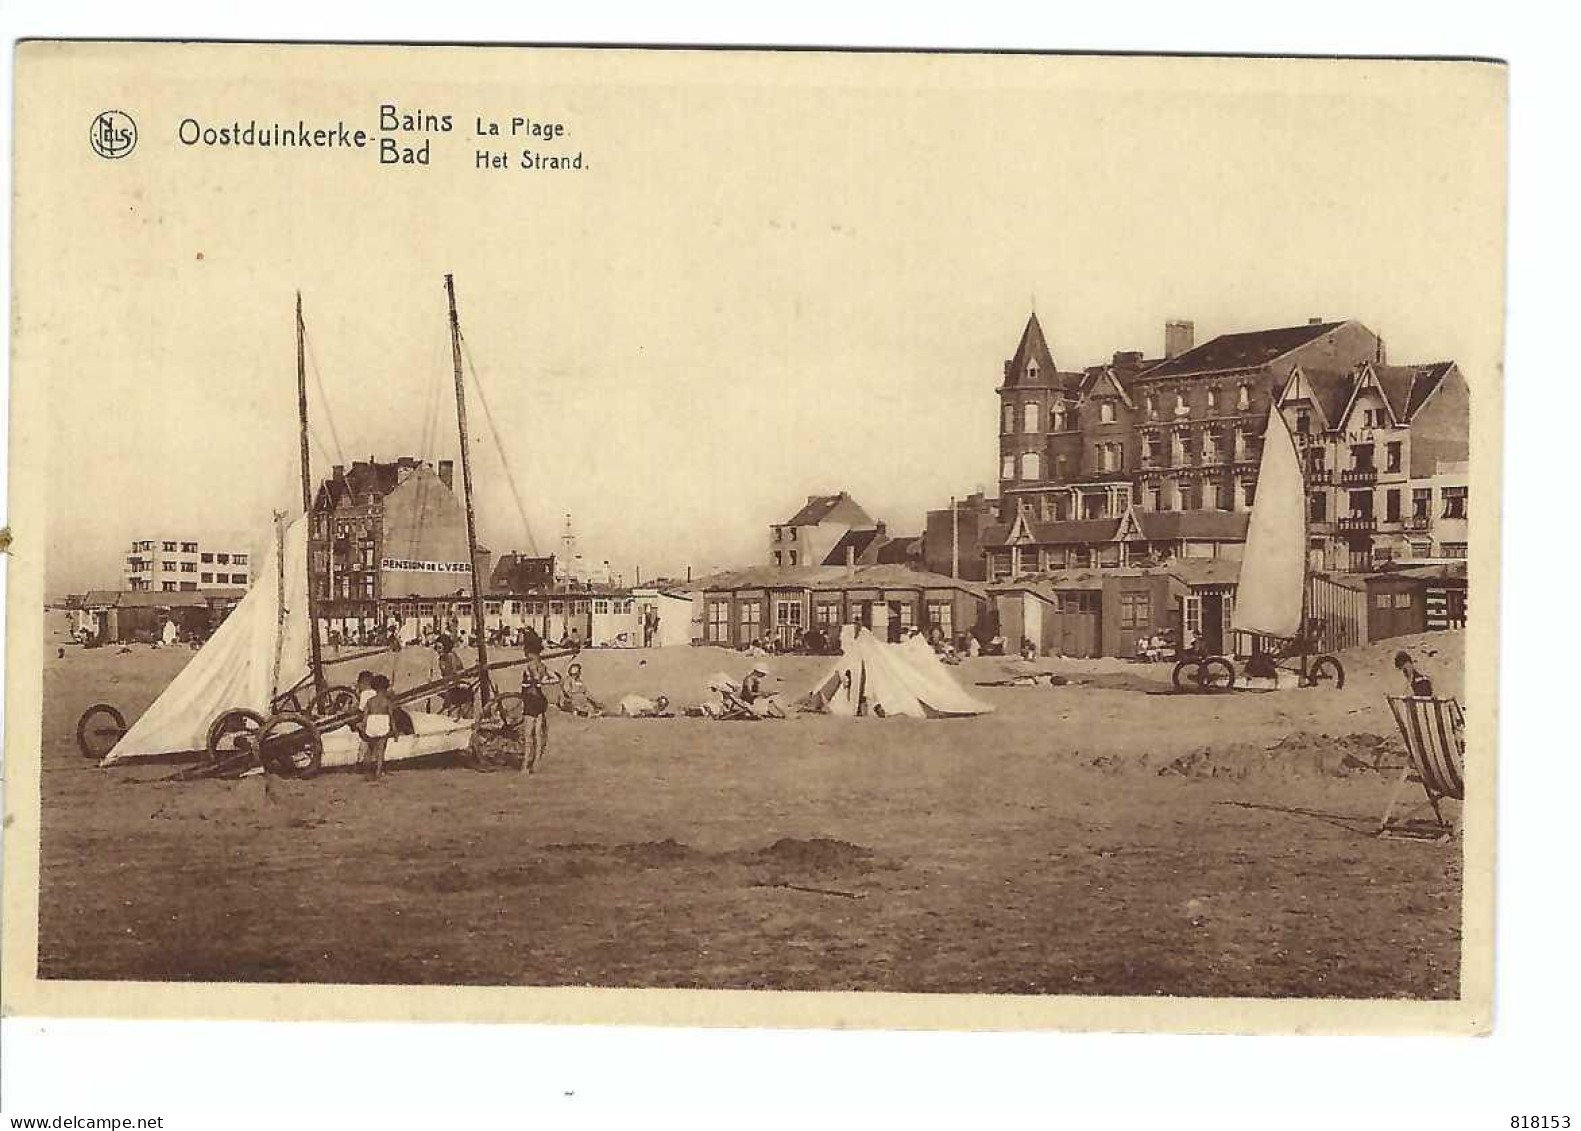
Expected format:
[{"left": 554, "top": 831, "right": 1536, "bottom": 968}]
[
  {"left": 1394, "top": 650, "right": 1435, "bottom": 697},
  {"left": 740, "top": 662, "right": 787, "bottom": 719},
  {"left": 1019, "top": 636, "right": 1037, "bottom": 661},
  {"left": 558, "top": 662, "right": 603, "bottom": 717},
  {"left": 617, "top": 693, "right": 671, "bottom": 718}
]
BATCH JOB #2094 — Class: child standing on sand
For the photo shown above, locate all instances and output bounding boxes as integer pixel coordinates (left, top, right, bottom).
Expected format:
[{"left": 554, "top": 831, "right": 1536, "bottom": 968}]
[{"left": 357, "top": 669, "right": 392, "bottom": 780}]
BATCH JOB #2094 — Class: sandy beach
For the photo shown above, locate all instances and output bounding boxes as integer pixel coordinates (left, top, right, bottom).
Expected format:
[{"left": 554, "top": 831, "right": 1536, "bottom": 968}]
[{"left": 36, "top": 616, "right": 1463, "bottom": 997}]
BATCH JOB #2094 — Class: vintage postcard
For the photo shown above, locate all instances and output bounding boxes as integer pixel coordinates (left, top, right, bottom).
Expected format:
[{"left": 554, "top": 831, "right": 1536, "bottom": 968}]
[{"left": 3, "top": 43, "right": 1505, "bottom": 1032}]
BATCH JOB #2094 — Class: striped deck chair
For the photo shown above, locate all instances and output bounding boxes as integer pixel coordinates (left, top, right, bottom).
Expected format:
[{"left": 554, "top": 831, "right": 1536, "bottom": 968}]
[{"left": 1380, "top": 696, "right": 1466, "bottom": 841}]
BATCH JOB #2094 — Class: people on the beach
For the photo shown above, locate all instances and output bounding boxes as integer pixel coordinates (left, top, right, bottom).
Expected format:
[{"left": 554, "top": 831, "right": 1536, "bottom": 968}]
[
  {"left": 558, "top": 661, "right": 603, "bottom": 717},
  {"left": 1394, "top": 650, "right": 1435, "bottom": 697},
  {"left": 617, "top": 693, "right": 672, "bottom": 718},
  {"left": 356, "top": 669, "right": 391, "bottom": 780},
  {"left": 740, "top": 662, "right": 786, "bottom": 718},
  {"left": 519, "top": 636, "right": 560, "bottom": 773}
]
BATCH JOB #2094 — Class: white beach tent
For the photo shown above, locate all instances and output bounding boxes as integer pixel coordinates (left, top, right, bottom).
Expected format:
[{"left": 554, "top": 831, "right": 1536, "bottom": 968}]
[{"left": 807, "top": 626, "right": 992, "bottom": 718}]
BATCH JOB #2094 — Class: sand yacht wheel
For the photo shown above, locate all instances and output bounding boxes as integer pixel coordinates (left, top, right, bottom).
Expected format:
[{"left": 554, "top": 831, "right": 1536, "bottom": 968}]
[
  {"left": 1171, "top": 657, "right": 1235, "bottom": 693},
  {"left": 256, "top": 711, "right": 324, "bottom": 778},
  {"left": 206, "top": 708, "right": 266, "bottom": 764},
  {"left": 75, "top": 703, "right": 128, "bottom": 759},
  {"left": 309, "top": 684, "right": 359, "bottom": 717},
  {"left": 1302, "top": 655, "right": 1346, "bottom": 689}
]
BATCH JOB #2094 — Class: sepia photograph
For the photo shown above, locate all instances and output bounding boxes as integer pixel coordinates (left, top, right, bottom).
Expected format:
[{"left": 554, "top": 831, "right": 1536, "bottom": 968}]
[{"left": 3, "top": 42, "right": 1503, "bottom": 1034}]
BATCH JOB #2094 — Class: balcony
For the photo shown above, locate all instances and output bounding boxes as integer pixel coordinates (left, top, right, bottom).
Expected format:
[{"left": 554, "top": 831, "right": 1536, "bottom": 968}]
[
  {"left": 1306, "top": 468, "right": 1333, "bottom": 485},
  {"left": 1339, "top": 467, "right": 1378, "bottom": 486},
  {"left": 1336, "top": 515, "right": 1377, "bottom": 533},
  {"left": 1403, "top": 515, "right": 1431, "bottom": 531}
]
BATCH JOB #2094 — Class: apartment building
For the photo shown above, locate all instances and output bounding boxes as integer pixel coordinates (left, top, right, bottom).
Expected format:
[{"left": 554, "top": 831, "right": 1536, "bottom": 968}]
[{"left": 124, "top": 537, "right": 252, "bottom": 592}]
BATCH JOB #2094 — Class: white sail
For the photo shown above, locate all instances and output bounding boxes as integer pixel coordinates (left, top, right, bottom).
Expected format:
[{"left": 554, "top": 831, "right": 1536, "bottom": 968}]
[
  {"left": 1230, "top": 406, "right": 1306, "bottom": 639},
  {"left": 103, "top": 516, "right": 312, "bottom": 763}
]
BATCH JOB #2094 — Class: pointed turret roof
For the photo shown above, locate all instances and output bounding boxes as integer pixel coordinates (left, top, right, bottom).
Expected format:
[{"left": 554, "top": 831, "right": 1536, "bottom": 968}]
[{"left": 1003, "top": 312, "right": 1060, "bottom": 389}]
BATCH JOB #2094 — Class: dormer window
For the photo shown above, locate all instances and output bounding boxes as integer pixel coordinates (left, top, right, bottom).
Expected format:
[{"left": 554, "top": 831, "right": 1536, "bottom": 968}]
[
  {"left": 1027, "top": 362, "right": 1038, "bottom": 380},
  {"left": 1296, "top": 411, "right": 1310, "bottom": 436}
]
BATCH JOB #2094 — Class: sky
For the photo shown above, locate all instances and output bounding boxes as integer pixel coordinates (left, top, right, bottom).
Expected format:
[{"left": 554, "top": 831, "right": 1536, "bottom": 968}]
[{"left": 17, "top": 46, "right": 1505, "bottom": 596}]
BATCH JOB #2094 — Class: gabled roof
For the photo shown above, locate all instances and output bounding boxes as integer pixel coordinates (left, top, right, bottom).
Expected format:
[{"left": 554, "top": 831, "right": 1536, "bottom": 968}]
[
  {"left": 981, "top": 509, "right": 1250, "bottom": 548},
  {"left": 1373, "top": 362, "right": 1455, "bottom": 422},
  {"left": 315, "top": 457, "right": 430, "bottom": 511},
  {"left": 1138, "top": 321, "right": 1348, "bottom": 380},
  {"left": 1282, "top": 366, "right": 1356, "bottom": 429},
  {"left": 873, "top": 535, "right": 922, "bottom": 565},
  {"left": 782, "top": 491, "right": 876, "bottom": 529},
  {"left": 821, "top": 527, "right": 881, "bottom": 566}
]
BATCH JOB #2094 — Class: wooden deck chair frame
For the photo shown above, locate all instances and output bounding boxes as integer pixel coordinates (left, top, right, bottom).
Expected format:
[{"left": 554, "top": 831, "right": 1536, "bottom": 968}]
[
  {"left": 713, "top": 683, "right": 758, "bottom": 722},
  {"left": 1380, "top": 695, "right": 1466, "bottom": 842}
]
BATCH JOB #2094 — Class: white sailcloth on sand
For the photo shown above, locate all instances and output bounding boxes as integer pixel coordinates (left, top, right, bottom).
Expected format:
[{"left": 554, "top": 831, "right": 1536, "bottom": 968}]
[
  {"left": 1230, "top": 406, "right": 1307, "bottom": 640},
  {"left": 103, "top": 516, "right": 312, "bottom": 764}
]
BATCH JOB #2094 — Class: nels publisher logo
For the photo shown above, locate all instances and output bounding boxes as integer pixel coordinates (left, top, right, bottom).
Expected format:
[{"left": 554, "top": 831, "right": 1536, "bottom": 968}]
[{"left": 89, "top": 110, "right": 138, "bottom": 159}]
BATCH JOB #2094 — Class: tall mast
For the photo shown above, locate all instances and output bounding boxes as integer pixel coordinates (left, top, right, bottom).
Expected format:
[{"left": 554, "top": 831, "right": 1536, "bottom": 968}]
[
  {"left": 445, "top": 274, "right": 492, "bottom": 704},
  {"left": 297, "top": 292, "right": 326, "bottom": 701}
]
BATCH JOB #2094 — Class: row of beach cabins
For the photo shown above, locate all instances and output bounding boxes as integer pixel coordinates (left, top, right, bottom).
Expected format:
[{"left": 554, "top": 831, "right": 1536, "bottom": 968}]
[{"left": 63, "top": 560, "right": 1465, "bottom": 659}]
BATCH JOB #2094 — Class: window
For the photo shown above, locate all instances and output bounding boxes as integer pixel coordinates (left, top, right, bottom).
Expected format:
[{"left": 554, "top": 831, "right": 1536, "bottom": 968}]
[
  {"left": 1175, "top": 392, "right": 1188, "bottom": 417},
  {"left": 1385, "top": 442, "right": 1402, "bottom": 473},
  {"left": 926, "top": 601, "right": 953, "bottom": 637},
  {"left": 162, "top": 541, "right": 177, "bottom": 553},
  {"left": 1180, "top": 482, "right": 1201, "bottom": 511},
  {"left": 1349, "top": 490, "right": 1374, "bottom": 519},
  {"left": 1216, "top": 483, "right": 1235, "bottom": 511},
  {"left": 739, "top": 599, "right": 763, "bottom": 642},
  {"left": 1295, "top": 411, "right": 1310, "bottom": 436},
  {"left": 1441, "top": 541, "right": 1467, "bottom": 559},
  {"left": 1394, "top": 592, "right": 1412, "bottom": 608},
  {"left": 1307, "top": 446, "right": 1327, "bottom": 473},
  {"left": 180, "top": 581, "right": 197, "bottom": 591},
  {"left": 162, "top": 581, "right": 177, "bottom": 591},
  {"left": 1412, "top": 488, "right": 1432, "bottom": 519},
  {"left": 1308, "top": 492, "right": 1327, "bottom": 522},
  {"left": 1237, "top": 384, "right": 1250, "bottom": 411},
  {"left": 1442, "top": 486, "right": 1467, "bottom": 520},
  {"left": 1242, "top": 481, "right": 1256, "bottom": 508},
  {"left": 594, "top": 599, "right": 609, "bottom": 615},
  {"left": 1001, "top": 454, "right": 1015, "bottom": 481},
  {"left": 217, "top": 553, "right": 231, "bottom": 564},
  {"left": 787, "top": 550, "right": 799, "bottom": 565},
  {"left": 1118, "top": 591, "right": 1152, "bottom": 631},
  {"left": 1351, "top": 444, "right": 1374, "bottom": 471},
  {"left": 1144, "top": 434, "right": 1164, "bottom": 467},
  {"left": 201, "top": 572, "right": 213, "bottom": 584},
  {"left": 1023, "top": 402, "right": 1039, "bottom": 433},
  {"left": 1002, "top": 403, "right": 1015, "bottom": 434},
  {"left": 1206, "top": 387, "right": 1220, "bottom": 412},
  {"left": 1375, "top": 592, "right": 1392, "bottom": 609},
  {"left": 1027, "top": 362, "right": 1038, "bottom": 380},
  {"left": 181, "top": 541, "right": 198, "bottom": 553},
  {"left": 1385, "top": 489, "right": 1401, "bottom": 523},
  {"left": 1100, "top": 401, "right": 1116, "bottom": 424},
  {"left": 162, "top": 561, "right": 176, "bottom": 572},
  {"left": 787, "top": 528, "right": 797, "bottom": 542},
  {"left": 707, "top": 600, "right": 730, "bottom": 642},
  {"left": 1021, "top": 452, "right": 1041, "bottom": 480},
  {"left": 773, "top": 551, "right": 783, "bottom": 565},
  {"left": 1052, "top": 402, "right": 1067, "bottom": 431},
  {"left": 773, "top": 527, "right": 782, "bottom": 542},
  {"left": 1145, "top": 394, "right": 1157, "bottom": 420},
  {"left": 180, "top": 561, "right": 197, "bottom": 572},
  {"left": 895, "top": 601, "right": 916, "bottom": 630},
  {"left": 816, "top": 603, "right": 841, "bottom": 626},
  {"left": 1149, "top": 487, "right": 1163, "bottom": 511}
]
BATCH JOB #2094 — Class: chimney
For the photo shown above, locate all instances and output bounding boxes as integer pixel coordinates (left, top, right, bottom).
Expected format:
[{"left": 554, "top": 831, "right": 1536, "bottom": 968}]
[
  {"left": 1113, "top": 350, "right": 1143, "bottom": 368},
  {"left": 438, "top": 460, "right": 454, "bottom": 490},
  {"left": 332, "top": 464, "right": 345, "bottom": 481},
  {"left": 875, "top": 520, "right": 887, "bottom": 538},
  {"left": 1165, "top": 320, "right": 1194, "bottom": 360}
]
